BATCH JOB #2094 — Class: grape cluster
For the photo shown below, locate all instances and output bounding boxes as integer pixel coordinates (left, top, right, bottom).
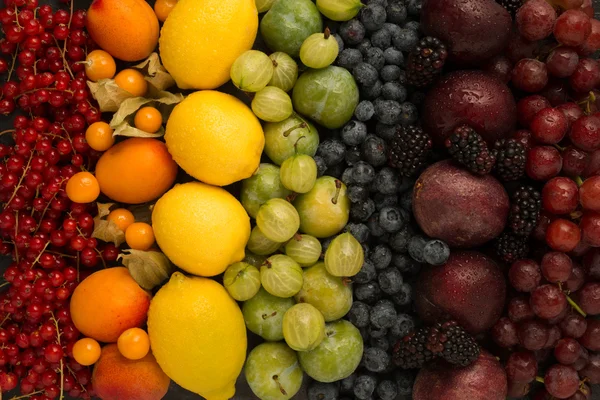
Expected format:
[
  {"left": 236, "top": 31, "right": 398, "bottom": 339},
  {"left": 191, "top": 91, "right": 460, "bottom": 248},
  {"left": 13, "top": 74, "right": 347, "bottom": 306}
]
[{"left": 0, "top": 0, "right": 113, "bottom": 398}]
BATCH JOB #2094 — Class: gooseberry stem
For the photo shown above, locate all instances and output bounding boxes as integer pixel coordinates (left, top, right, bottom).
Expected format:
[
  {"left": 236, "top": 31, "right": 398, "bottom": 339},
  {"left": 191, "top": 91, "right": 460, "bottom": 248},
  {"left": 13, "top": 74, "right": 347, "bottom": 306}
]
[
  {"left": 324, "top": 27, "right": 331, "bottom": 39},
  {"left": 331, "top": 180, "right": 342, "bottom": 205},
  {"left": 283, "top": 122, "right": 307, "bottom": 138}
]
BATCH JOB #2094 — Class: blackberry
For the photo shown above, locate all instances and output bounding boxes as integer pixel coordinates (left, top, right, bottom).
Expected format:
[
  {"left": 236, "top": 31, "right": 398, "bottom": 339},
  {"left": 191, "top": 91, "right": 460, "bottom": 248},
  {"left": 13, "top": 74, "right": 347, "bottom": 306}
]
[
  {"left": 406, "top": 36, "right": 448, "bottom": 88},
  {"left": 392, "top": 326, "right": 438, "bottom": 369},
  {"left": 387, "top": 125, "right": 432, "bottom": 177},
  {"left": 509, "top": 185, "right": 541, "bottom": 237},
  {"left": 492, "top": 139, "right": 526, "bottom": 181},
  {"left": 494, "top": 232, "right": 529, "bottom": 264},
  {"left": 445, "top": 125, "right": 496, "bottom": 175},
  {"left": 496, "top": 0, "right": 522, "bottom": 18},
  {"left": 438, "top": 321, "right": 480, "bottom": 367}
]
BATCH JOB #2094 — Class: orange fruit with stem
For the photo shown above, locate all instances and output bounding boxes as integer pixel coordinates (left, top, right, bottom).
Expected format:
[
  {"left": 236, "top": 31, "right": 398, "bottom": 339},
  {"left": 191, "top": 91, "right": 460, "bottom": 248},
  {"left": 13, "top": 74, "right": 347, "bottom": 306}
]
[{"left": 84, "top": 50, "right": 116, "bottom": 81}]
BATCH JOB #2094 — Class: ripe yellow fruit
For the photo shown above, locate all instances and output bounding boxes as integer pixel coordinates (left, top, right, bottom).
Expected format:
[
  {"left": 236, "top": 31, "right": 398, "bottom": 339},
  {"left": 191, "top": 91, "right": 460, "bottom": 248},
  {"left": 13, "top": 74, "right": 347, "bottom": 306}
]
[
  {"left": 148, "top": 272, "right": 247, "bottom": 400},
  {"left": 152, "top": 182, "right": 251, "bottom": 277},
  {"left": 165, "top": 91, "right": 264, "bottom": 186},
  {"left": 159, "top": 0, "right": 258, "bottom": 89}
]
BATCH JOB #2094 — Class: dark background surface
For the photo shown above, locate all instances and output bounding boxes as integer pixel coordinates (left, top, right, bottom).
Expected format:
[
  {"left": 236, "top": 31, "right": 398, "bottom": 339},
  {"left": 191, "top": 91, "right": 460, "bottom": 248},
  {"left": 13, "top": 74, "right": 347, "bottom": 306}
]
[{"left": 1, "top": 0, "right": 600, "bottom": 399}]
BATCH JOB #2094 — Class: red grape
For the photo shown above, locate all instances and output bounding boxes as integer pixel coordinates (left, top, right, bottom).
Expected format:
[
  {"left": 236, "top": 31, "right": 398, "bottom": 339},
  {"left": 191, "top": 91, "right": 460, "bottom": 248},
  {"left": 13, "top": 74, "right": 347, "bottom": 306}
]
[
  {"left": 509, "top": 259, "right": 541, "bottom": 292},
  {"left": 530, "top": 108, "right": 569, "bottom": 144},
  {"left": 511, "top": 58, "right": 549, "bottom": 93},
  {"left": 546, "top": 47, "right": 580, "bottom": 78},
  {"left": 513, "top": 129, "right": 535, "bottom": 150},
  {"left": 570, "top": 58, "right": 600, "bottom": 93},
  {"left": 554, "top": 338, "right": 582, "bottom": 365},
  {"left": 505, "top": 351, "right": 538, "bottom": 383},
  {"left": 492, "top": 317, "right": 519, "bottom": 348},
  {"left": 580, "top": 0, "right": 594, "bottom": 17},
  {"left": 526, "top": 146, "right": 563, "bottom": 181},
  {"left": 483, "top": 55, "right": 513, "bottom": 83},
  {"left": 506, "top": 30, "right": 540, "bottom": 64},
  {"left": 541, "top": 251, "right": 573, "bottom": 283},
  {"left": 545, "top": 324, "right": 563, "bottom": 348},
  {"left": 554, "top": 9, "right": 592, "bottom": 46},
  {"left": 580, "top": 319, "right": 600, "bottom": 351},
  {"left": 578, "top": 18, "right": 600, "bottom": 56},
  {"left": 579, "top": 176, "right": 600, "bottom": 212},
  {"left": 507, "top": 380, "right": 531, "bottom": 398},
  {"left": 583, "top": 149, "right": 600, "bottom": 177},
  {"left": 583, "top": 248, "right": 600, "bottom": 279},
  {"left": 516, "top": 0, "right": 557, "bottom": 42},
  {"left": 556, "top": 103, "right": 584, "bottom": 127},
  {"left": 562, "top": 146, "right": 589, "bottom": 177},
  {"left": 544, "top": 364, "right": 580, "bottom": 398},
  {"left": 580, "top": 353, "right": 600, "bottom": 384},
  {"left": 581, "top": 211, "right": 600, "bottom": 247},
  {"left": 542, "top": 177, "right": 579, "bottom": 215},
  {"left": 579, "top": 282, "right": 600, "bottom": 315},
  {"left": 530, "top": 284, "right": 567, "bottom": 320},
  {"left": 569, "top": 114, "right": 600, "bottom": 152},
  {"left": 517, "top": 95, "right": 552, "bottom": 127},
  {"left": 546, "top": 219, "right": 581, "bottom": 252},
  {"left": 565, "top": 263, "right": 586, "bottom": 292},
  {"left": 509, "top": 296, "right": 536, "bottom": 323},
  {"left": 540, "top": 79, "right": 569, "bottom": 106},
  {"left": 560, "top": 313, "right": 588, "bottom": 338},
  {"left": 518, "top": 319, "right": 550, "bottom": 350}
]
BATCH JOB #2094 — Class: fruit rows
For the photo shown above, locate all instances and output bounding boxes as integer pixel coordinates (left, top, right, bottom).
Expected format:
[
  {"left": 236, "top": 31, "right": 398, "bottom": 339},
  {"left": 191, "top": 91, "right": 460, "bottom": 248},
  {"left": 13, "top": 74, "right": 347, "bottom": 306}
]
[{"left": 0, "top": 0, "right": 600, "bottom": 399}]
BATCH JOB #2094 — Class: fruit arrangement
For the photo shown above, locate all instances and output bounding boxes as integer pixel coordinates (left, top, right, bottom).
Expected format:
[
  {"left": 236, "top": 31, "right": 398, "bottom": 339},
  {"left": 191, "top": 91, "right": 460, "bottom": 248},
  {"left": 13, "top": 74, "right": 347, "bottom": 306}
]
[{"left": 0, "top": 0, "right": 599, "bottom": 399}]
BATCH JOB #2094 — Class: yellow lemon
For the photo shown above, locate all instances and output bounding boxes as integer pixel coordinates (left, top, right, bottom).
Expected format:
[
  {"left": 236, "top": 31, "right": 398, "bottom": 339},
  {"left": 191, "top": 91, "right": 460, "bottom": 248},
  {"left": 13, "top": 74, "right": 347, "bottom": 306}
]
[
  {"left": 165, "top": 91, "right": 265, "bottom": 187},
  {"left": 159, "top": 0, "right": 258, "bottom": 89},
  {"left": 152, "top": 182, "right": 251, "bottom": 277},
  {"left": 148, "top": 272, "right": 247, "bottom": 400}
]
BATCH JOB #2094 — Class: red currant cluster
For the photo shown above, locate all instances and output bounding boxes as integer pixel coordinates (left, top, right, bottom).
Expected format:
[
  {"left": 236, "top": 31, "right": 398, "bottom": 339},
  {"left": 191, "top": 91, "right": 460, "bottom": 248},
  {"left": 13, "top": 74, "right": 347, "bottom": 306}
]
[{"left": 0, "top": 0, "right": 116, "bottom": 399}]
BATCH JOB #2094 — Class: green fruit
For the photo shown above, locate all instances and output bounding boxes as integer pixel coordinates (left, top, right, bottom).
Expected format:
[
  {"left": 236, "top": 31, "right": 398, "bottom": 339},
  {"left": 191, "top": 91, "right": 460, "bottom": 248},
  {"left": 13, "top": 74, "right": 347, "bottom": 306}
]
[
  {"left": 292, "top": 66, "right": 359, "bottom": 129},
  {"left": 300, "top": 28, "right": 339, "bottom": 69},
  {"left": 247, "top": 226, "right": 282, "bottom": 256},
  {"left": 256, "top": 198, "right": 300, "bottom": 243},
  {"left": 260, "top": 0, "right": 323, "bottom": 58},
  {"left": 298, "top": 320, "right": 363, "bottom": 383},
  {"left": 282, "top": 303, "right": 325, "bottom": 351},
  {"left": 294, "top": 262, "right": 352, "bottom": 321},
  {"left": 255, "top": 0, "right": 276, "bottom": 13},
  {"left": 223, "top": 262, "right": 261, "bottom": 301},
  {"left": 252, "top": 86, "right": 293, "bottom": 122},
  {"left": 293, "top": 176, "right": 350, "bottom": 238},
  {"left": 244, "top": 252, "right": 268, "bottom": 267},
  {"left": 280, "top": 154, "right": 318, "bottom": 194},
  {"left": 324, "top": 232, "right": 364, "bottom": 277},
  {"left": 261, "top": 254, "right": 304, "bottom": 298},
  {"left": 242, "top": 288, "right": 295, "bottom": 341},
  {"left": 316, "top": 0, "right": 363, "bottom": 21},
  {"left": 241, "top": 163, "right": 292, "bottom": 218},
  {"left": 285, "top": 234, "right": 322, "bottom": 267},
  {"left": 264, "top": 116, "right": 319, "bottom": 165},
  {"left": 230, "top": 50, "right": 274, "bottom": 92},
  {"left": 245, "top": 342, "right": 303, "bottom": 400},
  {"left": 269, "top": 52, "right": 298, "bottom": 92}
]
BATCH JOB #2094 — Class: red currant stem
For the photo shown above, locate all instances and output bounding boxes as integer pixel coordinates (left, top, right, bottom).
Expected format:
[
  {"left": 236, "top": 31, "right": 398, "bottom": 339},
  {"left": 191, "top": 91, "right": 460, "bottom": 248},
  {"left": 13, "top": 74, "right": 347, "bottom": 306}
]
[
  {"left": 13, "top": 5, "right": 22, "bottom": 29},
  {"left": 0, "top": 313, "right": 10, "bottom": 328},
  {"left": 6, "top": 43, "right": 19, "bottom": 84},
  {"left": 6, "top": 150, "right": 34, "bottom": 207},
  {"left": 0, "top": 129, "right": 15, "bottom": 136},
  {"left": 0, "top": 282, "right": 9, "bottom": 289},
  {"left": 33, "top": 179, "right": 67, "bottom": 235},
  {"left": 46, "top": 250, "right": 77, "bottom": 259},
  {"left": 575, "top": 176, "right": 584, "bottom": 187},
  {"left": 66, "top": 364, "right": 88, "bottom": 394},
  {"left": 50, "top": 314, "right": 65, "bottom": 400},
  {"left": 535, "top": 376, "right": 545, "bottom": 384},
  {"left": 95, "top": 247, "right": 107, "bottom": 269},
  {"left": 66, "top": 0, "right": 74, "bottom": 29},
  {"left": 9, "top": 390, "right": 45, "bottom": 399},
  {"left": 54, "top": 38, "right": 75, "bottom": 80},
  {"left": 554, "top": 144, "right": 565, "bottom": 152},
  {"left": 15, "top": 88, "right": 74, "bottom": 100},
  {"left": 566, "top": 294, "right": 587, "bottom": 317},
  {"left": 31, "top": 242, "right": 50, "bottom": 267}
]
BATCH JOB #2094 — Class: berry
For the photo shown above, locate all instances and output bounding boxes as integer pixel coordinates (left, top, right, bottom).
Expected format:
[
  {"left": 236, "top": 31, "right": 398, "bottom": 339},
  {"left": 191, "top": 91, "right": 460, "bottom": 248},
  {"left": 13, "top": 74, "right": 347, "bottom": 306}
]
[
  {"left": 492, "top": 139, "right": 526, "bottom": 181},
  {"left": 509, "top": 185, "right": 541, "bottom": 237},
  {"left": 387, "top": 125, "right": 432, "bottom": 177},
  {"left": 494, "top": 232, "right": 529, "bottom": 263},
  {"left": 445, "top": 125, "right": 496, "bottom": 175},
  {"left": 406, "top": 36, "right": 447, "bottom": 88},
  {"left": 496, "top": 0, "right": 522, "bottom": 18}
]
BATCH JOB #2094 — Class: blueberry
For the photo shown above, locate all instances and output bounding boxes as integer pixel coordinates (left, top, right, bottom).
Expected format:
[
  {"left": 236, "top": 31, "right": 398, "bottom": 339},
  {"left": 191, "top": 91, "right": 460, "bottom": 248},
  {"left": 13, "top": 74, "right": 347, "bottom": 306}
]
[
  {"left": 347, "top": 184, "right": 369, "bottom": 203},
  {"left": 408, "top": 235, "right": 427, "bottom": 262},
  {"left": 399, "top": 189, "right": 412, "bottom": 210},
  {"left": 367, "top": 213, "right": 386, "bottom": 237},
  {"left": 423, "top": 239, "right": 450, "bottom": 265},
  {"left": 360, "top": 4, "right": 387, "bottom": 31},
  {"left": 370, "top": 299, "right": 396, "bottom": 329},
  {"left": 389, "top": 227, "right": 411, "bottom": 252},
  {"left": 394, "top": 254, "right": 421, "bottom": 275},
  {"left": 339, "top": 19, "right": 366, "bottom": 45},
  {"left": 381, "top": 81, "right": 407, "bottom": 102},
  {"left": 368, "top": 325, "right": 388, "bottom": 338},
  {"left": 359, "top": 79, "right": 382, "bottom": 100},
  {"left": 354, "top": 282, "right": 381, "bottom": 304},
  {"left": 386, "top": 2, "right": 407, "bottom": 24},
  {"left": 354, "top": 259, "right": 377, "bottom": 284},
  {"left": 383, "top": 22, "right": 402, "bottom": 39},
  {"left": 341, "top": 167, "right": 354, "bottom": 186},
  {"left": 350, "top": 198, "right": 376, "bottom": 222},
  {"left": 362, "top": 346, "right": 391, "bottom": 373},
  {"left": 361, "top": 135, "right": 387, "bottom": 167},
  {"left": 375, "top": 122, "right": 396, "bottom": 141},
  {"left": 347, "top": 301, "right": 371, "bottom": 328},
  {"left": 380, "top": 64, "right": 401, "bottom": 82},
  {"left": 326, "top": 162, "right": 345, "bottom": 179},
  {"left": 317, "top": 139, "right": 346, "bottom": 166},
  {"left": 394, "top": 370, "right": 415, "bottom": 396},
  {"left": 313, "top": 155, "right": 328, "bottom": 177},
  {"left": 375, "top": 99, "right": 402, "bottom": 125},
  {"left": 373, "top": 167, "right": 400, "bottom": 194},
  {"left": 398, "top": 101, "right": 419, "bottom": 126},
  {"left": 359, "top": 326, "right": 370, "bottom": 342},
  {"left": 353, "top": 375, "right": 377, "bottom": 400},
  {"left": 407, "top": 0, "right": 422, "bottom": 16},
  {"left": 370, "top": 336, "right": 390, "bottom": 351},
  {"left": 370, "top": 244, "right": 392, "bottom": 269},
  {"left": 345, "top": 222, "right": 371, "bottom": 243},
  {"left": 377, "top": 380, "right": 398, "bottom": 400},
  {"left": 352, "top": 161, "right": 375, "bottom": 185},
  {"left": 308, "top": 381, "right": 340, "bottom": 400},
  {"left": 353, "top": 62, "right": 379, "bottom": 87},
  {"left": 337, "top": 48, "right": 363, "bottom": 70},
  {"left": 404, "top": 20, "right": 420, "bottom": 32},
  {"left": 345, "top": 146, "right": 362, "bottom": 166},
  {"left": 378, "top": 267, "right": 403, "bottom": 294},
  {"left": 391, "top": 282, "right": 413, "bottom": 306},
  {"left": 390, "top": 313, "right": 415, "bottom": 339},
  {"left": 340, "top": 374, "right": 357, "bottom": 394},
  {"left": 397, "top": 68, "right": 407, "bottom": 85},
  {"left": 341, "top": 120, "right": 368, "bottom": 146},
  {"left": 356, "top": 39, "right": 372, "bottom": 55},
  {"left": 378, "top": 206, "right": 407, "bottom": 233},
  {"left": 354, "top": 100, "right": 375, "bottom": 122},
  {"left": 373, "top": 193, "right": 399, "bottom": 211},
  {"left": 365, "top": 47, "right": 385, "bottom": 70},
  {"left": 370, "top": 28, "right": 392, "bottom": 49},
  {"left": 383, "top": 47, "right": 404, "bottom": 66},
  {"left": 367, "top": 0, "right": 387, "bottom": 7},
  {"left": 333, "top": 33, "right": 345, "bottom": 53},
  {"left": 392, "top": 28, "right": 419, "bottom": 52}
]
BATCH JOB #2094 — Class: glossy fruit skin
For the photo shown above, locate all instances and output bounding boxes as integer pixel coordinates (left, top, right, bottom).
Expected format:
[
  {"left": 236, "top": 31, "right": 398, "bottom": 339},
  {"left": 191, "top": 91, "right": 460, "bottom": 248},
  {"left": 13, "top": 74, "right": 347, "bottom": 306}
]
[
  {"left": 125, "top": 222, "right": 155, "bottom": 251},
  {"left": 65, "top": 172, "right": 100, "bottom": 203},
  {"left": 413, "top": 160, "right": 509, "bottom": 248},
  {"left": 86, "top": 0, "right": 159, "bottom": 62},
  {"left": 114, "top": 69, "right": 148, "bottom": 97},
  {"left": 421, "top": 0, "right": 511, "bottom": 67},
  {"left": 134, "top": 107, "right": 163, "bottom": 133},
  {"left": 72, "top": 338, "right": 102, "bottom": 366},
  {"left": 154, "top": 0, "right": 178, "bottom": 22},
  {"left": 117, "top": 328, "right": 150, "bottom": 360},
  {"left": 241, "top": 163, "right": 291, "bottom": 218},
  {"left": 415, "top": 251, "right": 506, "bottom": 335},
  {"left": 107, "top": 208, "right": 135, "bottom": 232},
  {"left": 85, "top": 121, "right": 115, "bottom": 151},
  {"left": 422, "top": 71, "right": 517, "bottom": 146},
  {"left": 413, "top": 351, "right": 507, "bottom": 400},
  {"left": 85, "top": 49, "right": 117, "bottom": 81}
]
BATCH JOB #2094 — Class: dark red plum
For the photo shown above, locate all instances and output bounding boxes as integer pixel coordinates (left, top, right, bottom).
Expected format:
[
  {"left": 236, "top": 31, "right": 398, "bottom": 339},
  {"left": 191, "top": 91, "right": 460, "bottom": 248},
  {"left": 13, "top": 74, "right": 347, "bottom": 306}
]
[
  {"left": 414, "top": 251, "right": 506, "bottom": 334},
  {"left": 422, "top": 71, "right": 517, "bottom": 146},
  {"left": 413, "top": 351, "right": 508, "bottom": 400},
  {"left": 413, "top": 160, "right": 509, "bottom": 248},
  {"left": 421, "top": 0, "right": 511, "bottom": 67}
]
